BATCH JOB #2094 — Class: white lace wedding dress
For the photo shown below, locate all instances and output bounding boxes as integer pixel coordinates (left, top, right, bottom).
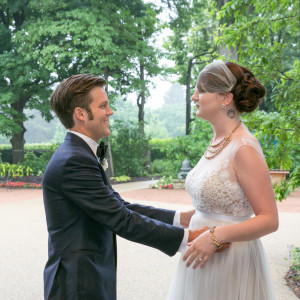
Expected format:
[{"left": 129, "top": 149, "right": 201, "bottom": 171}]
[{"left": 167, "top": 137, "right": 275, "bottom": 300}]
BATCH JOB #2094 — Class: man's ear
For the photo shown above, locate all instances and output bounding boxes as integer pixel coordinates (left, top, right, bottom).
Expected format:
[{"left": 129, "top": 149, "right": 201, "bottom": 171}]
[
  {"left": 73, "top": 107, "right": 86, "bottom": 122},
  {"left": 222, "top": 93, "right": 233, "bottom": 106}
]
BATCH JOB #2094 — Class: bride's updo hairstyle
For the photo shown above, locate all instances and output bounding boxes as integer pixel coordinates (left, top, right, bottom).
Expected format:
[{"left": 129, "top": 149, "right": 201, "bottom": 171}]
[{"left": 196, "top": 60, "right": 265, "bottom": 113}]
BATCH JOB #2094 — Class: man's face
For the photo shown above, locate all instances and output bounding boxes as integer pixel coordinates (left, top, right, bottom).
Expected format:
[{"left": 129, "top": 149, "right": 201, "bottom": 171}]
[{"left": 84, "top": 87, "right": 113, "bottom": 142}]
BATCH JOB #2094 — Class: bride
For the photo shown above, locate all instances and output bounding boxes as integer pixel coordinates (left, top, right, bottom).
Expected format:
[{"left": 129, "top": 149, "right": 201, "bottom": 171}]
[{"left": 167, "top": 60, "right": 278, "bottom": 300}]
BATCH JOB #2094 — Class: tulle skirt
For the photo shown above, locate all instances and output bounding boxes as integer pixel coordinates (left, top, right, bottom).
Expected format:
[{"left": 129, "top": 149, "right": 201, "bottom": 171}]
[{"left": 167, "top": 210, "right": 275, "bottom": 300}]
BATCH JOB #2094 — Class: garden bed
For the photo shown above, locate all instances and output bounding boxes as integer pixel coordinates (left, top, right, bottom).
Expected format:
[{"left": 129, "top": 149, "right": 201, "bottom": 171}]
[
  {"left": 0, "top": 176, "right": 159, "bottom": 188},
  {"left": 285, "top": 268, "right": 300, "bottom": 298}
]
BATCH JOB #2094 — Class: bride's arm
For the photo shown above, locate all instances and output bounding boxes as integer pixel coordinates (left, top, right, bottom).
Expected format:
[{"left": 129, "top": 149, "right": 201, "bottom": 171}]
[{"left": 183, "top": 145, "right": 279, "bottom": 269}]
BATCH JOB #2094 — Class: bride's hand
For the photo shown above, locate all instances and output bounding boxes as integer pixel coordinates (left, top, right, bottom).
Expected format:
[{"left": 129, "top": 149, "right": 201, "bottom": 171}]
[{"left": 183, "top": 230, "right": 230, "bottom": 269}]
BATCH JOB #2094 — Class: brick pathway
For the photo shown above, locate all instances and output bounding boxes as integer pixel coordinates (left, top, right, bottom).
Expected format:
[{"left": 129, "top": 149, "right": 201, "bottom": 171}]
[
  {"left": 120, "top": 189, "right": 300, "bottom": 213},
  {"left": 0, "top": 187, "right": 299, "bottom": 213}
]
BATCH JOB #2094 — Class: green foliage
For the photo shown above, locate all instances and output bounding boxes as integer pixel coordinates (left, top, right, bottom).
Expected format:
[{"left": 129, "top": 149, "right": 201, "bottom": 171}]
[
  {"left": 149, "top": 138, "right": 173, "bottom": 160},
  {"left": 22, "top": 146, "right": 57, "bottom": 175},
  {"left": 110, "top": 120, "right": 149, "bottom": 177},
  {"left": 149, "top": 117, "right": 212, "bottom": 176},
  {"left": 110, "top": 175, "right": 131, "bottom": 182},
  {"left": 0, "top": 143, "right": 59, "bottom": 164},
  {"left": 163, "top": 0, "right": 218, "bottom": 84},
  {"left": 0, "top": 1, "right": 56, "bottom": 141},
  {"left": 0, "top": 163, "right": 33, "bottom": 177},
  {"left": 161, "top": 117, "right": 212, "bottom": 167},
  {"left": 286, "top": 245, "right": 300, "bottom": 276},
  {"left": 150, "top": 159, "right": 179, "bottom": 178},
  {"left": 163, "top": 0, "right": 299, "bottom": 199},
  {"left": 218, "top": 0, "right": 300, "bottom": 197},
  {"left": 1, "top": 0, "right": 164, "bottom": 162},
  {"left": 273, "top": 167, "right": 300, "bottom": 201}
]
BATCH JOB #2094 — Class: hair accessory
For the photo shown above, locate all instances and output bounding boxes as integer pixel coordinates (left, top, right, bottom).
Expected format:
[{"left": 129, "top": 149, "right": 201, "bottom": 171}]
[
  {"left": 197, "top": 60, "right": 237, "bottom": 94},
  {"left": 210, "top": 226, "right": 222, "bottom": 249}
]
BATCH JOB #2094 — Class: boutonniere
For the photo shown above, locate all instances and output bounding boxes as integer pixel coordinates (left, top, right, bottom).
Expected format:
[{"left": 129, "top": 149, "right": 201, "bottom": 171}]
[{"left": 101, "top": 158, "right": 109, "bottom": 171}]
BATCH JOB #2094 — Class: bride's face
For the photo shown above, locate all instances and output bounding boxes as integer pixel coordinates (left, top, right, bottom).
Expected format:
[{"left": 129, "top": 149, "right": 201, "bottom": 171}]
[{"left": 191, "top": 89, "right": 221, "bottom": 121}]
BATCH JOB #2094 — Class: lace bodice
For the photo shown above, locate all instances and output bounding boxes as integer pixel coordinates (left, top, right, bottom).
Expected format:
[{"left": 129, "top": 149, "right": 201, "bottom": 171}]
[{"left": 185, "top": 137, "right": 264, "bottom": 217}]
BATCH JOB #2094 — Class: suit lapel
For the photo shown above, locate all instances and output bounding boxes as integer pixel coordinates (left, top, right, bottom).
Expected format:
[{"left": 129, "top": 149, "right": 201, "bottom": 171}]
[{"left": 65, "top": 132, "right": 113, "bottom": 189}]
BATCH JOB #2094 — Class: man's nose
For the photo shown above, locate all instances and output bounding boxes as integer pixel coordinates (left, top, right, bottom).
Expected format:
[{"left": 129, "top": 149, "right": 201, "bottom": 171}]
[{"left": 107, "top": 106, "right": 113, "bottom": 116}]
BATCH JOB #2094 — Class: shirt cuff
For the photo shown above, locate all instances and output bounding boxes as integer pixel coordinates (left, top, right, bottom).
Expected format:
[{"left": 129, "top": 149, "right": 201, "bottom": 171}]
[
  {"left": 173, "top": 211, "right": 182, "bottom": 227},
  {"left": 178, "top": 229, "right": 189, "bottom": 253},
  {"left": 173, "top": 212, "right": 188, "bottom": 253}
]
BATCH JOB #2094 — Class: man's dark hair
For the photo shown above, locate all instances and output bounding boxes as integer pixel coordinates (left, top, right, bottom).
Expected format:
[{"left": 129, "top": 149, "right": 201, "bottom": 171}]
[{"left": 50, "top": 74, "right": 106, "bottom": 128}]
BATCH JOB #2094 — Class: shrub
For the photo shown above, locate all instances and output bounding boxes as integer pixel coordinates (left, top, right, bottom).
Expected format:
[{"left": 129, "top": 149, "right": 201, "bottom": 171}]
[
  {"left": 22, "top": 145, "right": 57, "bottom": 175},
  {"left": 149, "top": 138, "right": 173, "bottom": 160},
  {"left": 286, "top": 245, "right": 300, "bottom": 276},
  {"left": 0, "top": 163, "right": 33, "bottom": 177},
  {"left": 0, "top": 143, "right": 59, "bottom": 164},
  {"left": 150, "top": 159, "right": 180, "bottom": 178},
  {"left": 110, "top": 120, "right": 149, "bottom": 177}
]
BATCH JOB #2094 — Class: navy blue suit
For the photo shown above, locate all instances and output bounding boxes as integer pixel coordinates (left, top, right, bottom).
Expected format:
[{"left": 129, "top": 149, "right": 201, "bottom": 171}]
[{"left": 42, "top": 132, "right": 184, "bottom": 300}]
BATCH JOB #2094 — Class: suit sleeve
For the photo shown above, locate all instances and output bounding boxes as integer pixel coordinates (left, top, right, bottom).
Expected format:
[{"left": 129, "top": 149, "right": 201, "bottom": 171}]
[
  {"left": 60, "top": 155, "right": 184, "bottom": 256},
  {"left": 110, "top": 189, "right": 176, "bottom": 225}
]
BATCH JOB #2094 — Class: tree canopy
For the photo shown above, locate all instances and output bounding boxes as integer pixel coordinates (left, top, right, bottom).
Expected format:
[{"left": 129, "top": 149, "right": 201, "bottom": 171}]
[
  {"left": 163, "top": 0, "right": 299, "bottom": 198},
  {"left": 0, "top": 0, "right": 163, "bottom": 162}
]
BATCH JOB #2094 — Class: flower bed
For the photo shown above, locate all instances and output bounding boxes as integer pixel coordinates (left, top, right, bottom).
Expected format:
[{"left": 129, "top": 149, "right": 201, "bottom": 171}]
[
  {"left": 149, "top": 176, "right": 173, "bottom": 189},
  {"left": 0, "top": 176, "right": 42, "bottom": 189},
  {"left": 0, "top": 181, "right": 42, "bottom": 189}
]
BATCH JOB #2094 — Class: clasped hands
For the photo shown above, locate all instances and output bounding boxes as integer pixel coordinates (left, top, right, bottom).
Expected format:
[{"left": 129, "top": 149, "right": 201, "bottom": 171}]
[
  {"left": 180, "top": 210, "right": 230, "bottom": 269},
  {"left": 186, "top": 226, "right": 230, "bottom": 269}
]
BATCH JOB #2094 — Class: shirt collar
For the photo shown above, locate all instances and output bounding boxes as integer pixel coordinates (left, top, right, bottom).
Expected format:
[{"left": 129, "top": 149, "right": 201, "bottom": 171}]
[{"left": 69, "top": 130, "right": 99, "bottom": 158}]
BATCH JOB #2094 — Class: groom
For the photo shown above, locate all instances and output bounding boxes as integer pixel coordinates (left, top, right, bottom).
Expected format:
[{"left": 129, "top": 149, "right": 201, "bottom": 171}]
[{"left": 42, "top": 74, "right": 201, "bottom": 300}]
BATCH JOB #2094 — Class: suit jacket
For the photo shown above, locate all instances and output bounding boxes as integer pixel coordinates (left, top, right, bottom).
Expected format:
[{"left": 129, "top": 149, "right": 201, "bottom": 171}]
[{"left": 42, "top": 132, "right": 184, "bottom": 300}]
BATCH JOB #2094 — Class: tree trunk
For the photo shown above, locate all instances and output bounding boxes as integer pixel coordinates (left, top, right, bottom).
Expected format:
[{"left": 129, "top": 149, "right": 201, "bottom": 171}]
[
  {"left": 105, "top": 137, "right": 114, "bottom": 178},
  {"left": 185, "top": 49, "right": 216, "bottom": 135},
  {"left": 10, "top": 124, "right": 26, "bottom": 164},
  {"left": 218, "top": 0, "right": 238, "bottom": 61},
  {"left": 104, "top": 70, "right": 115, "bottom": 177},
  {"left": 185, "top": 58, "right": 193, "bottom": 135},
  {"left": 138, "top": 63, "right": 145, "bottom": 136},
  {"left": 137, "top": 62, "right": 151, "bottom": 173},
  {"left": 10, "top": 98, "right": 27, "bottom": 163}
]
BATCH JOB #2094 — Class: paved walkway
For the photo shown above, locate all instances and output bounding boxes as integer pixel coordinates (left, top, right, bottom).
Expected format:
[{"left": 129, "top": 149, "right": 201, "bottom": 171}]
[{"left": 0, "top": 182, "right": 299, "bottom": 299}]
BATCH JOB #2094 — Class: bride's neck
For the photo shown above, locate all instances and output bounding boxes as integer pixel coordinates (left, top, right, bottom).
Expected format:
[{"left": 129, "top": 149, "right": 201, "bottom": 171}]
[{"left": 211, "top": 118, "right": 241, "bottom": 141}]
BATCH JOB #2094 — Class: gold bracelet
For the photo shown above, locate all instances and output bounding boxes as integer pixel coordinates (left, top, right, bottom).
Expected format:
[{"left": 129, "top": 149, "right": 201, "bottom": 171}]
[{"left": 210, "top": 226, "right": 223, "bottom": 249}]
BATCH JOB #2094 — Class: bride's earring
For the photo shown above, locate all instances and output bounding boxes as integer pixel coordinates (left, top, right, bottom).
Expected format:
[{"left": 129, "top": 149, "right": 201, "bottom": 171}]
[{"left": 221, "top": 104, "right": 227, "bottom": 110}]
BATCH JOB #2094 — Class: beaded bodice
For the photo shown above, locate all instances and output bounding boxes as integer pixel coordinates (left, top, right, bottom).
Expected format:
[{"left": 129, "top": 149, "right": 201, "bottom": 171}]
[{"left": 185, "top": 137, "right": 264, "bottom": 217}]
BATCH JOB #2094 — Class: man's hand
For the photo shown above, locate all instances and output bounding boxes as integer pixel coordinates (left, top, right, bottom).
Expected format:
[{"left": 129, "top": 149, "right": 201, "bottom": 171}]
[
  {"left": 188, "top": 226, "right": 209, "bottom": 242},
  {"left": 180, "top": 209, "right": 195, "bottom": 228}
]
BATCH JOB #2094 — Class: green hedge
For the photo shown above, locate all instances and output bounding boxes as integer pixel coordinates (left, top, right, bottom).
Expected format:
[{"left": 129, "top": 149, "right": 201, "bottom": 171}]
[
  {"left": 149, "top": 138, "right": 173, "bottom": 160},
  {"left": 0, "top": 144, "right": 58, "bottom": 163}
]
